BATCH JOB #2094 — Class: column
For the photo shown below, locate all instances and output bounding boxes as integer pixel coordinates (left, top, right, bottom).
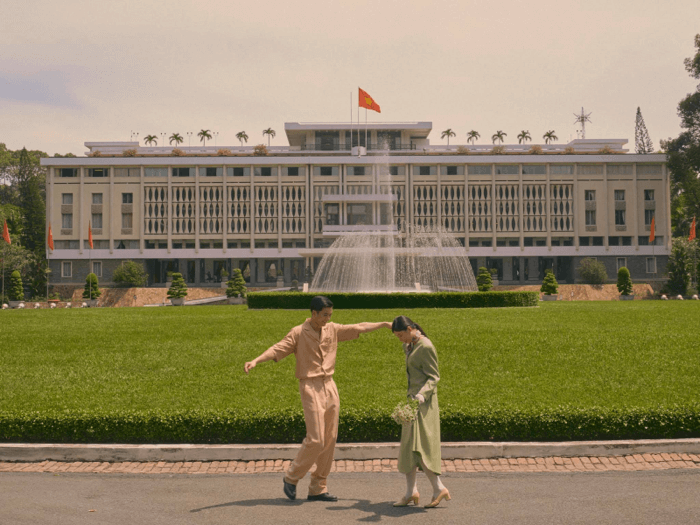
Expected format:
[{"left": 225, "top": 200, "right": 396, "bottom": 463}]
[
  {"left": 603, "top": 163, "right": 609, "bottom": 251},
  {"left": 631, "top": 163, "right": 639, "bottom": 250},
  {"left": 545, "top": 164, "right": 551, "bottom": 250},
  {"left": 250, "top": 164, "right": 255, "bottom": 254},
  {"left": 139, "top": 166, "right": 145, "bottom": 253},
  {"left": 78, "top": 167, "right": 84, "bottom": 255},
  {"left": 194, "top": 165, "right": 200, "bottom": 255},
  {"left": 223, "top": 164, "right": 228, "bottom": 254},
  {"left": 518, "top": 164, "right": 524, "bottom": 252},
  {"left": 277, "top": 164, "right": 282, "bottom": 253},
  {"left": 491, "top": 165, "right": 497, "bottom": 251},
  {"left": 437, "top": 163, "right": 442, "bottom": 231},
  {"left": 167, "top": 165, "right": 172, "bottom": 254},
  {"left": 109, "top": 169, "right": 114, "bottom": 253},
  {"left": 573, "top": 163, "right": 579, "bottom": 250},
  {"left": 464, "top": 164, "right": 469, "bottom": 251}
]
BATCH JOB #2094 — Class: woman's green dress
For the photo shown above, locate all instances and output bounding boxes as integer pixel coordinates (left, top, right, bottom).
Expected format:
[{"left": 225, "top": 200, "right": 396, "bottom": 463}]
[{"left": 398, "top": 337, "right": 441, "bottom": 475}]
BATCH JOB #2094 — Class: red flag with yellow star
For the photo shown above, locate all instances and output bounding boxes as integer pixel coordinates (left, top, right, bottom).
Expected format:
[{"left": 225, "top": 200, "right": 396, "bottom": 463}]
[
  {"left": 2, "top": 219, "right": 10, "bottom": 245},
  {"left": 48, "top": 224, "right": 54, "bottom": 251},
  {"left": 88, "top": 222, "right": 93, "bottom": 249},
  {"left": 690, "top": 217, "right": 696, "bottom": 242},
  {"left": 359, "top": 88, "right": 381, "bottom": 113},
  {"left": 649, "top": 217, "right": 655, "bottom": 244}
]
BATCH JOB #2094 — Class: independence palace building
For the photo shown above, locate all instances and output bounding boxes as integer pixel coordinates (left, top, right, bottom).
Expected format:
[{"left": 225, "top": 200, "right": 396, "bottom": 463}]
[{"left": 41, "top": 121, "right": 669, "bottom": 287}]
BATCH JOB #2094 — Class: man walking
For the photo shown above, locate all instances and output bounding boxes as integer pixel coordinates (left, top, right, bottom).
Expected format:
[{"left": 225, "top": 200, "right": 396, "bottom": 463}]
[{"left": 244, "top": 296, "right": 390, "bottom": 502}]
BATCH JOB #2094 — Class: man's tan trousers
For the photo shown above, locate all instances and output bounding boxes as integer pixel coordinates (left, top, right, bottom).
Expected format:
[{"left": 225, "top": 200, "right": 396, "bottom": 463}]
[{"left": 285, "top": 376, "right": 339, "bottom": 495}]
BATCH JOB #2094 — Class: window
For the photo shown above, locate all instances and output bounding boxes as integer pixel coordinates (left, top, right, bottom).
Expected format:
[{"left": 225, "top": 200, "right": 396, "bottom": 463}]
[
  {"left": 579, "top": 236, "right": 590, "bottom": 246},
  {"left": 615, "top": 209, "right": 626, "bottom": 226},
  {"left": 227, "top": 241, "right": 237, "bottom": 249},
  {"left": 62, "top": 193, "right": 73, "bottom": 205},
  {"left": 92, "top": 193, "right": 103, "bottom": 205},
  {"left": 92, "top": 261, "right": 102, "bottom": 277},
  {"left": 419, "top": 166, "right": 431, "bottom": 176},
  {"left": 380, "top": 203, "right": 392, "bottom": 225},
  {"left": 200, "top": 241, "right": 211, "bottom": 249},
  {"left": 535, "top": 239, "right": 546, "bottom": 247},
  {"left": 59, "top": 168, "right": 77, "bottom": 178},
  {"left": 122, "top": 212, "right": 133, "bottom": 229},
  {"left": 607, "top": 165, "right": 633, "bottom": 175},
  {"left": 348, "top": 204, "right": 370, "bottom": 225},
  {"left": 645, "top": 209, "right": 655, "bottom": 226},
  {"left": 114, "top": 168, "right": 140, "bottom": 177},
  {"left": 287, "top": 167, "right": 299, "bottom": 176},
  {"left": 468, "top": 165, "right": 491, "bottom": 175},
  {"left": 522, "top": 165, "right": 546, "bottom": 175},
  {"left": 86, "top": 240, "right": 108, "bottom": 249},
  {"left": 199, "top": 167, "right": 222, "bottom": 177},
  {"left": 320, "top": 167, "right": 333, "bottom": 176},
  {"left": 171, "top": 167, "right": 191, "bottom": 177},
  {"left": 444, "top": 166, "right": 459, "bottom": 176},
  {"left": 325, "top": 204, "right": 339, "bottom": 225},
  {"left": 646, "top": 257, "right": 657, "bottom": 273},
  {"left": 585, "top": 190, "right": 595, "bottom": 201},
  {"left": 62, "top": 213, "right": 73, "bottom": 229},
  {"left": 254, "top": 167, "right": 273, "bottom": 177},
  {"left": 228, "top": 167, "right": 249, "bottom": 177},
  {"left": 524, "top": 237, "right": 534, "bottom": 247},
  {"left": 616, "top": 258, "right": 627, "bottom": 271},
  {"left": 389, "top": 166, "right": 399, "bottom": 176},
  {"left": 614, "top": 190, "right": 625, "bottom": 201},
  {"left": 116, "top": 240, "right": 139, "bottom": 249},
  {"left": 88, "top": 168, "right": 108, "bottom": 178},
  {"left": 592, "top": 237, "right": 604, "bottom": 246},
  {"left": 550, "top": 165, "right": 573, "bottom": 175},
  {"left": 92, "top": 213, "right": 103, "bottom": 229},
  {"left": 62, "top": 261, "right": 72, "bottom": 277},
  {"left": 585, "top": 210, "right": 596, "bottom": 226},
  {"left": 495, "top": 165, "right": 518, "bottom": 175},
  {"left": 351, "top": 166, "right": 365, "bottom": 176},
  {"left": 481, "top": 240, "right": 492, "bottom": 247},
  {"left": 644, "top": 189, "right": 655, "bottom": 201},
  {"left": 122, "top": 193, "right": 133, "bottom": 204}
]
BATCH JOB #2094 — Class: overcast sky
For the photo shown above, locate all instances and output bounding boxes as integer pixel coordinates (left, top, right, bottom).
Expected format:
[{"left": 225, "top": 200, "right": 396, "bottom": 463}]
[{"left": 1, "top": 0, "right": 699, "bottom": 155}]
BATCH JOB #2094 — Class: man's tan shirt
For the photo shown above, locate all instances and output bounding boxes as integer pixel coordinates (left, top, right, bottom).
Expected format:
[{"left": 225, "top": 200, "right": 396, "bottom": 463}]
[{"left": 260, "top": 319, "right": 361, "bottom": 379}]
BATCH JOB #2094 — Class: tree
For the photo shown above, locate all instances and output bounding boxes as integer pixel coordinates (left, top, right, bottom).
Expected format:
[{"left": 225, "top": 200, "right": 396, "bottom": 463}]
[
  {"left": 491, "top": 131, "right": 507, "bottom": 144},
  {"left": 263, "top": 128, "right": 276, "bottom": 147},
  {"left": 198, "top": 129, "right": 213, "bottom": 146},
  {"left": 517, "top": 130, "right": 531, "bottom": 144},
  {"left": 17, "top": 148, "right": 45, "bottom": 253},
  {"left": 543, "top": 130, "right": 558, "bottom": 144},
  {"left": 8, "top": 270, "right": 24, "bottom": 301},
  {"left": 662, "top": 34, "right": 700, "bottom": 236},
  {"left": 82, "top": 272, "right": 101, "bottom": 299},
  {"left": 476, "top": 266, "right": 492, "bottom": 292},
  {"left": 226, "top": 268, "right": 247, "bottom": 298},
  {"left": 441, "top": 129, "right": 456, "bottom": 145},
  {"left": 236, "top": 131, "right": 249, "bottom": 146},
  {"left": 169, "top": 133, "right": 184, "bottom": 146},
  {"left": 144, "top": 135, "right": 158, "bottom": 147},
  {"left": 167, "top": 272, "right": 188, "bottom": 299},
  {"left": 666, "top": 237, "right": 696, "bottom": 295},
  {"left": 577, "top": 257, "right": 608, "bottom": 284},
  {"left": 112, "top": 260, "right": 148, "bottom": 287},
  {"left": 466, "top": 130, "right": 480, "bottom": 144},
  {"left": 617, "top": 267, "right": 633, "bottom": 296},
  {"left": 634, "top": 107, "right": 654, "bottom": 154},
  {"left": 540, "top": 270, "right": 559, "bottom": 295}
]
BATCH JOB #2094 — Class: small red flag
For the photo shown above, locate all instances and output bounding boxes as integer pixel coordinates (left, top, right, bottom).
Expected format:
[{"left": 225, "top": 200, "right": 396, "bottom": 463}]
[
  {"left": 88, "top": 222, "right": 93, "bottom": 249},
  {"left": 2, "top": 219, "right": 10, "bottom": 245},
  {"left": 649, "top": 217, "right": 655, "bottom": 244},
  {"left": 359, "top": 88, "right": 381, "bottom": 113},
  {"left": 48, "top": 224, "right": 54, "bottom": 251},
  {"left": 690, "top": 217, "right": 696, "bottom": 242}
]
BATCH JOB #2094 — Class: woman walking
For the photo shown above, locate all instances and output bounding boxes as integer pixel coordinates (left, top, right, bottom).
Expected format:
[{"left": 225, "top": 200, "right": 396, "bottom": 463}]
[{"left": 391, "top": 315, "right": 450, "bottom": 509}]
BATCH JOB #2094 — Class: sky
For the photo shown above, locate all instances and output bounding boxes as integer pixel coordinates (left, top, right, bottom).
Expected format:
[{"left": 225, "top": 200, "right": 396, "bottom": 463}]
[{"left": 1, "top": 0, "right": 699, "bottom": 156}]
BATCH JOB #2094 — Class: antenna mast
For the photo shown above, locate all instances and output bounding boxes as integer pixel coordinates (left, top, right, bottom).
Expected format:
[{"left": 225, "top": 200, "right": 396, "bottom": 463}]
[{"left": 573, "top": 107, "right": 592, "bottom": 139}]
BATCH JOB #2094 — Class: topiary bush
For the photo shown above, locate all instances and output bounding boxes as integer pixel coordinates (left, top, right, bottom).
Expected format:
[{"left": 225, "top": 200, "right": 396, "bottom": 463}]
[
  {"left": 82, "top": 273, "right": 102, "bottom": 299},
  {"left": 577, "top": 257, "right": 608, "bottom": 284},
  {"left": 226, "top": 268, "right": 247, "bottom": 298},
  {"left": 113, "top": 261, "right": 148, "bottom": 287},
  {"left": 540, "top": 270, "right": 559, "bottom": 295},
  {"left": 477, "top": 267, "right": 493, "bottom": 292},
  {"left": 8, "top": 270, "right": 24, "bottom": 301},
  {"left": 167, "top": 273, "right": 188, "bottom": 299},
  {"left": 617, "top": 267, "right": 633, "bottom": 295}
]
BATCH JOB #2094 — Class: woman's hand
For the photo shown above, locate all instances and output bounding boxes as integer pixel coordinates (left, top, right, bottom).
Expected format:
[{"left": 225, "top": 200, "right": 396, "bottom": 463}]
[{"left": 414, "top": 393, "right": 425, "bottom": 404}]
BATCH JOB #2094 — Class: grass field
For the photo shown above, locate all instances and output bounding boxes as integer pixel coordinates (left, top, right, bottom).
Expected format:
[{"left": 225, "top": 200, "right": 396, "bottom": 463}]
[{"left": 1, "top": 301, "right": 699, "bottom": 442}]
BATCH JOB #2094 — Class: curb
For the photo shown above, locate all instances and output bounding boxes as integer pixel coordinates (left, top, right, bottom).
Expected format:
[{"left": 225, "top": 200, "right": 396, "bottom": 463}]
[{"left": 2, "top": 439, "right": 700, "bottom": 463}]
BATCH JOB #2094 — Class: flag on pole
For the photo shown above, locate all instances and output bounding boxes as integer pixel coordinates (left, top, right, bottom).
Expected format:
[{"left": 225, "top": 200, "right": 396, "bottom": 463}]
[
  {"left": 2, "top": 220, "right": 10, "bottom": 245},
  {"left": 649, "top": 217, "right": 655, "bottom": 244},
  {"left": 48, "top": 224, "right": 54, "bottom": 251},
  {"left": 88, "top": 222, "right": 93, "bottom": 249},
  {"left": 690, "top": 217, "right": 696, "bottom": 242},
  {"left": 359, "top": 88, "right": 381, "bottom": 113}
]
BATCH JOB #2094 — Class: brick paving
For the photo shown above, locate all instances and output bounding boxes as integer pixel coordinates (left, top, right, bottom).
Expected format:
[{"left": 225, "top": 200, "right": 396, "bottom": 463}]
[{"left": 1, "top": 454, "right": 700, "bottom": 475}]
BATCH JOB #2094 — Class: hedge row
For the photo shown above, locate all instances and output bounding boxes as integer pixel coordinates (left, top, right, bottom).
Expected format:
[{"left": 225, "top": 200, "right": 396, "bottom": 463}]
[
  {"left": 2, "top": 404, "right": 699, "bottom": 443},
  {"left": 247, "top": 291, "right": 539, "bottom": 310}
]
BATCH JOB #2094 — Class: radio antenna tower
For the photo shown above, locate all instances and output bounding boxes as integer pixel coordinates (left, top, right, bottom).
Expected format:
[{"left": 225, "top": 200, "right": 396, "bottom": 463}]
[{"left": 573, "top": 107, "right": 592, "bottom": 139}]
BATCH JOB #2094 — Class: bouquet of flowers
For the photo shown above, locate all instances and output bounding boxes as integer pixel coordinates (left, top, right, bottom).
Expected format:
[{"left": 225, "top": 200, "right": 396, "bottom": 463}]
[{"left": 391, "top": 399, "right": 420, "bottom": 425}]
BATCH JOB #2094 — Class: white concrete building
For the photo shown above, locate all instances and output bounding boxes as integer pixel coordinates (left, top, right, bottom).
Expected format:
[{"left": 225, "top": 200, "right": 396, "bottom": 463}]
[{"left": 41, "top": 122, "right": 669, "bottom": 287}]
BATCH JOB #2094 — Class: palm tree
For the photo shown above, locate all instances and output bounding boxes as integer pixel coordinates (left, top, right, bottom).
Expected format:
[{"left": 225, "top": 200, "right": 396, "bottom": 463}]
[
  {"left": 198, "top": 129, "right": 213, "bottom": 146},
  {"left": 441, "top": 128, "right": 456, "bottom": 146},
  {"left": 169, "top": 133, "right": 184, "bottom": 146},
  {"left": 236, "top": 131, "right": 249, "bottom": 147},
  {"left": 517, "top": 130, "right": 531, "bottom": 144},
  {"left": 543, "top": 130, "right": 558, "bottom": 144},
  {"left": 144, "top": 135, "right": 158, "bottom": 147},
  {"left": 491, "top": 131, "right": 507, "bottom": 144},
  {"left": 466, "top": 130, "right": 480, "bottom": 144},
  {"left": 263, "top": 128, "right": 276, "bottom": 147}
]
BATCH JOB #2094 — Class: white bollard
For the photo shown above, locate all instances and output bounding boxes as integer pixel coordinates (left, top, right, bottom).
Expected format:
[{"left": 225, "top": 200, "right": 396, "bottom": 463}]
[
  {"left": 661, "top": 295, "right": 668, "bottom": 300},
  {"left": 66, "top": 302, "right": 72, "bottom": 308},
  {"left": 18, "top": 302, "right": 25, "bottom": 309},
  {"left": 34, "top": 303, "right": 41, "bottom": 309},
  {"left": 50, "top": 303, "right": 56, "bottom": 309},
  {"left": 1, "top": 303, "right": 8, "bottom": 310},
  {"left": 677, "top": 295, "right": 684, "bottom": 300},
  {"left": 81, "top": 302, "right": 88, "bottom": 308},
  {"left": 692, "top": 294, "right": 699, "bottom": 300}
]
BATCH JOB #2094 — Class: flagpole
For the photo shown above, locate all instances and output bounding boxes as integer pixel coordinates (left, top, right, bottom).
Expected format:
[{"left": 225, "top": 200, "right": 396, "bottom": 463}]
[
  {"left": 365, "top": 107, "right": 368, "bottom": 155},
  {"left": 357, "top": 89, "right": 360, "bottom": 157}
]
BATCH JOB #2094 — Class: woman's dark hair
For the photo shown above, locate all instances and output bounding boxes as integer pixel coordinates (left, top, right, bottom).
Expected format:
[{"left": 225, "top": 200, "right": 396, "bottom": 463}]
[
  {"left": 310, "top": 295, "right": 334, "bottom": 312},
  {"left": 391, "top": 315, "right": 428, "bottom": 338}
]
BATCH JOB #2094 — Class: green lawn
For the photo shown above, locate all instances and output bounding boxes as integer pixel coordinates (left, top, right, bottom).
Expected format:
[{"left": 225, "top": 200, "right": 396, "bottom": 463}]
[{"left": 1, "top": 301, "right": 699, "bottom": 442}]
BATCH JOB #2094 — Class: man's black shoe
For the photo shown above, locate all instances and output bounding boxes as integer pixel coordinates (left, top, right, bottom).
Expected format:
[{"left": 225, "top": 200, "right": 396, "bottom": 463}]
[
  {"left": 307, "top": 493, "right": 338, "bottom": 502},
  {"left": 283, "top": 478, "right": 297, "bottom": 500}
]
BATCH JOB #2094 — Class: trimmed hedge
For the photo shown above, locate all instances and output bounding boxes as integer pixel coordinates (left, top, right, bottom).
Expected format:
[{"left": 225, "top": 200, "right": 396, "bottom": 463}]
[
  {"left": 247, "top": 291, "right": 538, "bottom": 310},
  {"left": 1, "top": 404, "right": 699, "bottom": 443}
]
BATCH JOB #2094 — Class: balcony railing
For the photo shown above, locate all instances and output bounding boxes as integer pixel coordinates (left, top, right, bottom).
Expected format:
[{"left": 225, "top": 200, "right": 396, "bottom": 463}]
[{"left": 301, "top": 143, "right": 417, "bottom": 151}]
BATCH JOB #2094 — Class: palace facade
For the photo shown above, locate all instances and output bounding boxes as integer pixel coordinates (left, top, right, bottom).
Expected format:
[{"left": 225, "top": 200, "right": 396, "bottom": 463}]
[{"left": 41, "top": 121, "right": 669, "bottom": 288}]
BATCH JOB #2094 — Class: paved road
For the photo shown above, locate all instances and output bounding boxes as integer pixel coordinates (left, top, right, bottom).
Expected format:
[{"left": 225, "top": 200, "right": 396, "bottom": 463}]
[{"left": 2, "top": 470, "right": 699, "bottom": 524}]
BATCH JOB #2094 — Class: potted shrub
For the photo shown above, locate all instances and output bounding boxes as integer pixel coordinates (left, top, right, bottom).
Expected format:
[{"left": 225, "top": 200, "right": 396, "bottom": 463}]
[
  {"left": 226, "top": 268, "right": 247, "bottom": 304},
  {"left": 219, "top": 268, "right": 229, "bottom": 289},
  {"left": 476, "top": 267, "right": 492, "bottom": 292},
  {"left": 617, "top": 266, "right": 634, "bottom": 300},
  {"left": 8, "top": 270, "right": 24, "bottom": 308},
  {"left": 276, "top": 269, "right": 284, "bottom": 288},
  {"left": 540, "top": 270, "right": 559, "bottom": 300},
  {"left": 167, "top": 272, "right": 188, "bottom": 306},
  {"left": 82, "top": 272, "right": 102, "bottom": 307}
]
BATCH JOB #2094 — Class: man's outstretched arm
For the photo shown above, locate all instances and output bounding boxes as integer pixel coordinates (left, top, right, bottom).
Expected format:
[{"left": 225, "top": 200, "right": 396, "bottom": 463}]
[
  {"left": 355, "top": 321, "right": 393, "bottom": 334},
  {"left": 244, "top": 352, "right": 275, "bottom": 374},
  {"left": 244, "top": 329, "right": 298, "bottom": 374}
]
